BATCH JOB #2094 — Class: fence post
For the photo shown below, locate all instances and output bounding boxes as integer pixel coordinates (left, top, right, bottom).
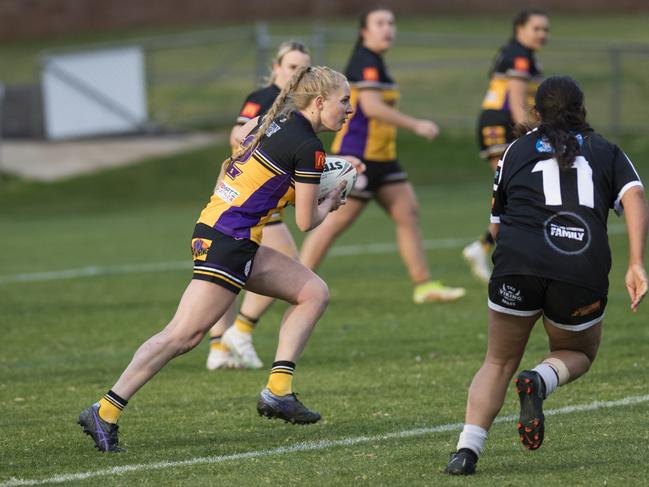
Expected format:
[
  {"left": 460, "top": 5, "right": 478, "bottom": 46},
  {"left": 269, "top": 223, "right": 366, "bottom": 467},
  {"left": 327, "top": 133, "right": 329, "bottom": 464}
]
[
  {"left": 0, "top": 82, "right": 4, "bottom": 183},
  {"left": 255, "top": 22, "right": 271, "bottom": 84},
  {"left": 609, "top": 46, "right": 622, "bottom": 138}
]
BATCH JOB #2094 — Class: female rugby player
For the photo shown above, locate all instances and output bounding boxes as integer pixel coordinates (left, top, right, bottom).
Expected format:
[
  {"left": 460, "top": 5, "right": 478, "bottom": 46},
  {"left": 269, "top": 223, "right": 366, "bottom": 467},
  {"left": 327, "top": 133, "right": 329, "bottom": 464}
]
[
  {"left": 463, "top": 9, "right": 549, "bottom": 282},
  {"left": 300, "top": 7, "right": 465, "bottom": 304},
  {"left": 206, "top": 41, "right": 311, "bottom": 371},
  {"left": 447, "top": 76, "right": 648, "bottom": 475},
  {"left": 78, "top": 65, "right": 353, "bottom": 452}
]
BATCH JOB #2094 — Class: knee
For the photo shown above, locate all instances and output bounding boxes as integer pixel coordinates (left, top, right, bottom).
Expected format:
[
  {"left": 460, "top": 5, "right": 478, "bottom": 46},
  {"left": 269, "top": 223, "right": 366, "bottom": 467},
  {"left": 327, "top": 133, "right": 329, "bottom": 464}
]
[
  {"left": 301, "top": 275, "right": 329, "bottom": 311},
  {"left": 163, "top": 327, "right": 204, "bottom": 357},
  {"left": 392, "top": 203, "right": 419, "bottom": 227}
]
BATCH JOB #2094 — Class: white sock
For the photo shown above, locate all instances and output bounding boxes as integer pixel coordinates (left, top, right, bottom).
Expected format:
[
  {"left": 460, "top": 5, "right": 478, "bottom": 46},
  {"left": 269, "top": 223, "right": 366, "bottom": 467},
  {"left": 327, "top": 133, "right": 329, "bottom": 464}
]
[
  {"left": 532, "top": 363, "right": 559, "bottom": 397},
  {"left": 456, "top": 424, "right": 488, "bottom": 457}
]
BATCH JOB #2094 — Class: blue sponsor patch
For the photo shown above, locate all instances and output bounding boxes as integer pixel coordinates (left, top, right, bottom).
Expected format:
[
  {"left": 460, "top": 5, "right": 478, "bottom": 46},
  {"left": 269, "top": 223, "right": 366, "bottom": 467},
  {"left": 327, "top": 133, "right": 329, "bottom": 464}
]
[
  {"left": 574, "top": 133, "right": 584, "bottom": 146},
  {"left": 535, "top": 137, "right": 553, "bottom": 153}
]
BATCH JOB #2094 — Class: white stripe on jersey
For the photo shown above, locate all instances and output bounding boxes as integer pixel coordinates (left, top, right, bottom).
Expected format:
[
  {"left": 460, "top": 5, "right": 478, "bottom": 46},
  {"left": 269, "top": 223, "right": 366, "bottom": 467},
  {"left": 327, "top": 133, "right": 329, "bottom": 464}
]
[{"left": 614, "top": 181, "right": 644, "bottom": 216}]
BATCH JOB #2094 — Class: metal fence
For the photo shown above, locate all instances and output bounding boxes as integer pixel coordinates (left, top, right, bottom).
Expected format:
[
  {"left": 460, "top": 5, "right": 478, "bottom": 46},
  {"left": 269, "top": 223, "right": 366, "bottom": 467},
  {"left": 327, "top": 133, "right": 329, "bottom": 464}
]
[{"left": 38, "top": 23, "right": 649, "bottom": 136}]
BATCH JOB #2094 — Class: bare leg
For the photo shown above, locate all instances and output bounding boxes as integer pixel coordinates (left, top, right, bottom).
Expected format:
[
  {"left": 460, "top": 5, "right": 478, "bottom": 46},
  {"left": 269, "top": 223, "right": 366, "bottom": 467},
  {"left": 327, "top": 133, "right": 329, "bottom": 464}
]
[
  {"left": 246, "top": 246, "right": 329, "bottom": 362},
  {"left": 299, "top": 197, "right": 367, "bottom": 271},
  {"left": 465, "top": 309, "right": 539, "bottom": 429},
  {"left": 208, "top": 223, "right": 298, "bottom": 338},
  {"left": 375, "top": 182, "right": 430, "bottom": 283},
  {"left": 112, "top": 280, "right": 237, "bottom": 399},
  {"left": 541, "top": 318, "right": 602, "bottom": 385}
]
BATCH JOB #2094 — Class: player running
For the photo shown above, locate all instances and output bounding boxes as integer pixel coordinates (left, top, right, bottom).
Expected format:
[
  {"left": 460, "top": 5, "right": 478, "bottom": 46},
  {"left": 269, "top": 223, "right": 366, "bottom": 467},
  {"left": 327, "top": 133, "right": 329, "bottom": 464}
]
[
  {"left": 300, "top": 7, "right": 465, "bottom": 303},
  {"left": 79, "top": 66, "right": 353, "bottom": 452},
  {"left": 463, "top": 8, "right": 549, "bottom": 282},
  {"left": 206, "top": 40, "right": 311, "bottom": 371},
  {"left": 446, "top": 76, "right": 648, "bottom": 475}
]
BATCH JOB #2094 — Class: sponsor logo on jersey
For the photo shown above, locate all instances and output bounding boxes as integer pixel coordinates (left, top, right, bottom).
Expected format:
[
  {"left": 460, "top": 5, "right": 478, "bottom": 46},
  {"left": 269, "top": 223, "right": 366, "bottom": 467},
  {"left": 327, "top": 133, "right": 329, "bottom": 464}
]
[
  {"left": 544, "top": 212, "right": 591, "bottom": 255},
  {"left": 536, "top": 137, "right": 553, "bottom": 153},
  {"left": 215, "top": 181, "right": 240, "bottom": 204},
  {"left": 514, "top": 56, "right": 530, "bottom": 72},
  {"left": 241, "top": 102, "right": 261, "bottom": 118},
  {"left": 549, "top": 223, "right": 585, "bottom": 241},
  {"left": 191, "top": 238, "right": 212, "bottom": 261},
  {"left": 265, "top": 122, "right": 281, "bottom": 137},
  {"left": 499, "top": 284, "right": 523, "bottom": 306},
  {"left": 315, "top": 151, "right": 326, "bottom": 170},
  {"left": 363, "top": 67, "right": 380, "bottom": 81}
]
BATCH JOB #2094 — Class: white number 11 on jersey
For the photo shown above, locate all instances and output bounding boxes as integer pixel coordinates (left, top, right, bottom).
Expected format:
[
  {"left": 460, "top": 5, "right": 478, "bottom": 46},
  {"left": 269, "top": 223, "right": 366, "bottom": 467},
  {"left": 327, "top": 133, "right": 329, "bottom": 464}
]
[{"left": 532, "top": 156, "right": 594, "bottom": 208}]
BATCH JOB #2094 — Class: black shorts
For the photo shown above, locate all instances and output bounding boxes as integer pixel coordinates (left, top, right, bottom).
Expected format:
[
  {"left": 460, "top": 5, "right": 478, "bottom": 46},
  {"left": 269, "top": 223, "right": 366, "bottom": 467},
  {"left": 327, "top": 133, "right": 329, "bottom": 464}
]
[
  {"left": 488, "top": 275, "right": 607, "bottom": 331},
  {"left": 191, "top": 223, "right": 259, "bottom": 294},
  {"left": 477, "top": 110, "right": 515, "bottom": 159},
  {"left": 349, "top": 159, "right": 408, "bottom": 200}
]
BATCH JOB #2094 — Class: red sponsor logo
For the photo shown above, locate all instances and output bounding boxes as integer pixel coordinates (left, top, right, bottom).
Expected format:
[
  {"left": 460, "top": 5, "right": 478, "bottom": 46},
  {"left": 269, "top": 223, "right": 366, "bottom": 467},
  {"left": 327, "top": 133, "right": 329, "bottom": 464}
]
[
  {"left": 513, "top": 57, "right": 530, "bottom": 72},
  {"left": 362, "top": 67, "right": 380, "bottom": 81},
  {"left": 240, "top": 102, "right": 261, "bottom": 118},
  {"left": 314, "top": 151, "right": 326, "bottom": 170}
]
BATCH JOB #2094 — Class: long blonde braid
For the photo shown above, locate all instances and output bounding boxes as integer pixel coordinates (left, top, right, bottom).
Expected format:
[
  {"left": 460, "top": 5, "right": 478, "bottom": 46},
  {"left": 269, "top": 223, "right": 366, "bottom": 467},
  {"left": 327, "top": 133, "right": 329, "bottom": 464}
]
[{"left": 223, "top": 66, "right": 347, "bottom": 173}]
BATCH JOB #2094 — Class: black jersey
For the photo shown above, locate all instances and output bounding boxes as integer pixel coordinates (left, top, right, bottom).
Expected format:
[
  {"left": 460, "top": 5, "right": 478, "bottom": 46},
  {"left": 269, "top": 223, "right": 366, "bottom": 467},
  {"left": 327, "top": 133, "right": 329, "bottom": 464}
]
[
  {"left": 331, "top": 45, "right": 400, "bottom": 161},
  {"left": 198, "top": 112, "right": 325, "bottom": 244},
  {"left": 236, "top": 84, "right": 281, "bottom": 124},
  {"left": 481, "top": 39, "right": 543, "bottom": 112},
  {"left": 491, "top": 129, "right": 643, "bottom": 294}
]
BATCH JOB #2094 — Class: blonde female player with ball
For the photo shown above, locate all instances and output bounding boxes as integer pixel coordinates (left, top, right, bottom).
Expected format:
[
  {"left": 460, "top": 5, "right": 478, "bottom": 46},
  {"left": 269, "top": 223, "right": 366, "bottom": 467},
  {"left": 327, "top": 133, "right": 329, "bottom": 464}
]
[{"left": 78, "top": 65, "right": 353, "bottom": 452}]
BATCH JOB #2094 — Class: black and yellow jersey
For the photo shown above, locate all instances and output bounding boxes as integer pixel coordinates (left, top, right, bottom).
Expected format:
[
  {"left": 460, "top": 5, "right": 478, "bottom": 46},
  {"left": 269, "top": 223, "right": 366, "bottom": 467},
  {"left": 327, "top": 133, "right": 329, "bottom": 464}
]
[
  {"left": 198, "top": 113, "right": 325, "bottom": 244},
  {"left": 236, "top": 84, "right": 281, "bottom": 124},
  {"left": 491, "top": 129, "right": 643, "bottom": 294},
  {"left": 331, "top": 45, "right": 400, "bottom": 162},
  {"left": 481, "top": 39, "right": 543, "bottom": 112}
]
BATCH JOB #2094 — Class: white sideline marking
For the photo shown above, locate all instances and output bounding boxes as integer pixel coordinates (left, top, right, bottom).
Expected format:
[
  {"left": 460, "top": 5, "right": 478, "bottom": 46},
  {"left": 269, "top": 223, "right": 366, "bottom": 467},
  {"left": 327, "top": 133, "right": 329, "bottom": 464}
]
[
  {"left": 2, "top": 393, "right": 647, "bottom": 487},
  {"left": 0, "top": 223, "right": 627, "bottom": 285}
]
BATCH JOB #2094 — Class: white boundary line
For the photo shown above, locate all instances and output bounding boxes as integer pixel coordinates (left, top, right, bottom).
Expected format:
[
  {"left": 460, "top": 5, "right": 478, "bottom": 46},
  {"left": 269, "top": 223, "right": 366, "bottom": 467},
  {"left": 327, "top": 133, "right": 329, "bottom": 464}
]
[
  {"left": 0, "top": 224, "right": 627, "bottom": 285},
  {"left": 2, "top": 393, "right": 647, "bottom": 487}
]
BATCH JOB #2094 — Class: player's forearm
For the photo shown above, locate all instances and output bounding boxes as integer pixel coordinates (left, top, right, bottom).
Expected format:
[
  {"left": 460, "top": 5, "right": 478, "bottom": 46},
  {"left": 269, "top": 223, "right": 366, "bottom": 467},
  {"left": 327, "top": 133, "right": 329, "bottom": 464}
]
[{"left": 622, "top": 187, "right": 649, "bottom": 265}]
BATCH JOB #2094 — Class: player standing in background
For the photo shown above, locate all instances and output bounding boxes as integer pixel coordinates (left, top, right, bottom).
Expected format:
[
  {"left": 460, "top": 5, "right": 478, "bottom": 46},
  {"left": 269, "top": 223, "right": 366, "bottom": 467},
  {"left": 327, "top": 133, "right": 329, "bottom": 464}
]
[
  {"left": 78, "top": 66, "right": 353, "bottom": 452},
  {"left": 300, "top": 7, "right": 466, "bottom": 303},
  {"left": 447, "top": 76, "right": 648, "bottom": 475},
  {"left": 206, "top": 41, "right": 311, "bottom": 371},
  {"left": 463, "top": 9, "right": 549, "bottom": 282}
]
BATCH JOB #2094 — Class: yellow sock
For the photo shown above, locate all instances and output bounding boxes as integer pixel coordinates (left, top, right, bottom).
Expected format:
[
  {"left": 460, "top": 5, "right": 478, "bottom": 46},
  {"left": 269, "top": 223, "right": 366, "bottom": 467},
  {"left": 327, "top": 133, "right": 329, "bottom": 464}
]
[
  {"left": 234, "top": 313, "right": 257, "bottom": 334},
  {"left": 209, "top": 335, "right": 229, "bottom": 352},
  {"left": 98, "top": 391, "right": 127, "bottom": 424},
  {"left": 267, "top": 361, "right": 295, "bottom": 396}
]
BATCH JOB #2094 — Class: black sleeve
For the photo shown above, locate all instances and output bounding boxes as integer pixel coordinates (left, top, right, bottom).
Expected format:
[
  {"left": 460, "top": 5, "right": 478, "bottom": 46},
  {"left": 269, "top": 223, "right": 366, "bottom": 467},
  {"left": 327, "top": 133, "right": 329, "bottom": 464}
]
[
  {"left": 345, "top": 48, "right": 387, "bottom": 88},
  {"left": 494, "top": 45, "right": 533, "bottom": 80},
  {"left": 612, "top": 146, "right": 644, "bottom": 215},
  {"left": 293, "top": 138, "right": 326, "bottom": 184},
  {"left": 490, "top": 157, "right": 507, "bottom": 223},
  {"left": 236, "top": 90, "right": 272, "bottom": 124}
]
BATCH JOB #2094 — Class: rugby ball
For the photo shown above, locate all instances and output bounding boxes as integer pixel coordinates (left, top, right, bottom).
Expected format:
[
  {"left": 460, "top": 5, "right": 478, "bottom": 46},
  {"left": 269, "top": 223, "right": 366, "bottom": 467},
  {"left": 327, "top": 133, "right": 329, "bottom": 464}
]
[{"left": 318, "top": 156, "right": 357, "bottom": 201}]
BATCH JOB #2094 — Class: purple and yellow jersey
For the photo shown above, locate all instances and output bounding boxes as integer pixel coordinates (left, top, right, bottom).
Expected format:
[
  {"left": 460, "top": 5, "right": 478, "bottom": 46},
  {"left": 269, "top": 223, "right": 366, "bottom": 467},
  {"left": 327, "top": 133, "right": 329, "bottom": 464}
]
[
  {"left": 198, "top": 113, "right": 325, "bottom": 244},
  {"left": 331, "top": 45, "right": 400, "bottom": 162},
  {"left": 481, "top": 39, "right": 543, "bottom": 112}
]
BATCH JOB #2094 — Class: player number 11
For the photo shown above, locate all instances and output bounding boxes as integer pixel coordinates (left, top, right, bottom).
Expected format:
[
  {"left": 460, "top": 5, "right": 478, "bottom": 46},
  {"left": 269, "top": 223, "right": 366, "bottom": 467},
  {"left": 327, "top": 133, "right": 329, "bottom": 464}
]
[{"left": 532, "top": 156, "right": 594, "bottom": 208}]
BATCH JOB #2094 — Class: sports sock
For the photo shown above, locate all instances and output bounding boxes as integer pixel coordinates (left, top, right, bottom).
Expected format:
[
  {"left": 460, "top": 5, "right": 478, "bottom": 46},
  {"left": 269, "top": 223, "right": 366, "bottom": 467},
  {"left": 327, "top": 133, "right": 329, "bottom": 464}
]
[
  {"left": 234, "top": 313, "right": 258, "bottom": 334},
  {"left": 267, "top": 361, "right": 295, "bottom": 396},
  {"left": 456, "top": 424, "right": 488, "bottom": 458},
  {"left": 480, "top": 230, "right": 495, "bottom": 248},
  {"left": 209, "top": 334, "right": 228, "bottom": 352},
  {"left": 98, "top": 390, "right": 128, "bottom": 424},
  {"left": 532, "top": 363, "right": 559, "bottom": 398}
]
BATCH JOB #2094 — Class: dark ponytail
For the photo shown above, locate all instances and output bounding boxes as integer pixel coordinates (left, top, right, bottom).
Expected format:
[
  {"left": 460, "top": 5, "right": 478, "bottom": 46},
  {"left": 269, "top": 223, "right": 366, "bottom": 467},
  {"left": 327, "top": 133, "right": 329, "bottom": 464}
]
[{"left": 535, "top": 76, "right": 590, "bottom": 171}]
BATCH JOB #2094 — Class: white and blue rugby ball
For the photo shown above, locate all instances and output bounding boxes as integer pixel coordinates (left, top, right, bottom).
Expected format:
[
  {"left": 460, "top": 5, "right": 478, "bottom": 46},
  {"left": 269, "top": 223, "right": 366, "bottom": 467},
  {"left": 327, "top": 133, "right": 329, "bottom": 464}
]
[{"left": 318, "top": 156, "right": 357, "bottom": 201}]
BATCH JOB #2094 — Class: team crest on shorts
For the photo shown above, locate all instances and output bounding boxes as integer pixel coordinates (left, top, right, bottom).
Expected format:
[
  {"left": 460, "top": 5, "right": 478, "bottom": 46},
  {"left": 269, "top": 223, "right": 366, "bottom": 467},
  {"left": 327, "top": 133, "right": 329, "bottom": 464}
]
[
  {"left": 499, "top": 284, "right": 523, "bottom": 307},
  {"left": 191, "top": 238, "right": 212, "bottom": 261}
]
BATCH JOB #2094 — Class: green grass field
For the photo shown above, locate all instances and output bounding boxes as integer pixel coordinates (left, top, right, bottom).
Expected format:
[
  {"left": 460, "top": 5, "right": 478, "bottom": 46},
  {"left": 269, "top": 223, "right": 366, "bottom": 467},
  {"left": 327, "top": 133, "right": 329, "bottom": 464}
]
[{"left": 1, "top": 131, "right": 648, "bottom": 485}]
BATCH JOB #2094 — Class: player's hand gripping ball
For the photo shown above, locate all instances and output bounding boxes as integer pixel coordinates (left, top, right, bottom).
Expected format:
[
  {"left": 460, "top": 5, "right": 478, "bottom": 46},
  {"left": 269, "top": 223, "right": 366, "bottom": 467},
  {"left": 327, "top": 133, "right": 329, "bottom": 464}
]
[{"left": 318, "top": 156, "right": 357, "bottom": 202}]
